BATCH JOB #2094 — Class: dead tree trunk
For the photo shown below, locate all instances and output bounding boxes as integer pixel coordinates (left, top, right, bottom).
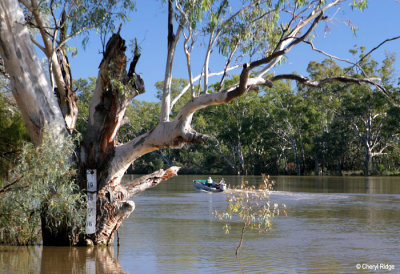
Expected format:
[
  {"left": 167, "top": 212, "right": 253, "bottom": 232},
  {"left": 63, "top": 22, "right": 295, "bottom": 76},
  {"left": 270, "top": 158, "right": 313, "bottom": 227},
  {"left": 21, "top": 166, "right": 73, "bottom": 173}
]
[{"left": 77, "top": 33, "right": 167, "bottom": 244}]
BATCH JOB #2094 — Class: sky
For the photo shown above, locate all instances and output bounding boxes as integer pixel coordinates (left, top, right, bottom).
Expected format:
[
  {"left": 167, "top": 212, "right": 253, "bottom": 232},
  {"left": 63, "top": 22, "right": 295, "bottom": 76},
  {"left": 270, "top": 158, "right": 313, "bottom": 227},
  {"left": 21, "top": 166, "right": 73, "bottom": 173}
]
[{"left": 68, "top": 0, "right": 400, "bottom": 102}]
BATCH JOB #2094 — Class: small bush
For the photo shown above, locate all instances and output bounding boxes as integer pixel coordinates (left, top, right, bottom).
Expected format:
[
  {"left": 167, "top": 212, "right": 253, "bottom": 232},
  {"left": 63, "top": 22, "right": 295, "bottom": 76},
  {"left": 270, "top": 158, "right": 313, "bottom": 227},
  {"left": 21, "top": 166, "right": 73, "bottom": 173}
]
[
  {"left": 0, "top": 129, "right": 85, "bottom": 245},
  {"left": 215, "top": 174, "right": 286, "bottom": 257}
]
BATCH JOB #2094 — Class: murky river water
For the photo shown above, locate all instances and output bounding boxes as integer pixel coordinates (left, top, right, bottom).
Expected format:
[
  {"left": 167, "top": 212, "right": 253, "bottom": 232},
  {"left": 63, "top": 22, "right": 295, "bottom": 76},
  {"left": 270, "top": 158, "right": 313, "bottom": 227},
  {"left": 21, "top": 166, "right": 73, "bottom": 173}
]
[{"left": 1, "top": 176, "right": 399, "bottom": 273}]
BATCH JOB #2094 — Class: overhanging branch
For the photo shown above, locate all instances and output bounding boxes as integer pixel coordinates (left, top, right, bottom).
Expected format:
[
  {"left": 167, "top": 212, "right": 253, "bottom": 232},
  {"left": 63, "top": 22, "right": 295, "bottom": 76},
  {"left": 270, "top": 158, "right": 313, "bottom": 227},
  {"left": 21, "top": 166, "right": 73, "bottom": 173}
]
[
  {"left": 124, "top": 166, "right": 180, "bottom": 198},
  {"left": 269, "top": 73, "right": 400, "bottom": 107},
  {"left": 346, "top": 35, "right": 400, "bottom": 73},
  {"left": 270, "top": 74, "right": 382, "bottom": 88}
]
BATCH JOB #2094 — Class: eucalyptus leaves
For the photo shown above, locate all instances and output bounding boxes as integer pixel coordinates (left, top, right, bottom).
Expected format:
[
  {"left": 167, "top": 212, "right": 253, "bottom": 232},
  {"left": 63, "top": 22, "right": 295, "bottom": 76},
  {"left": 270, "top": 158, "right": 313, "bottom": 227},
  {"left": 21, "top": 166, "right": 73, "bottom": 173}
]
[
  {"left": 215, "top": 174, "right": 286, "bottom": 257},
  {"left": 0, "top": 129, "right": 85, "bottom": 245}
]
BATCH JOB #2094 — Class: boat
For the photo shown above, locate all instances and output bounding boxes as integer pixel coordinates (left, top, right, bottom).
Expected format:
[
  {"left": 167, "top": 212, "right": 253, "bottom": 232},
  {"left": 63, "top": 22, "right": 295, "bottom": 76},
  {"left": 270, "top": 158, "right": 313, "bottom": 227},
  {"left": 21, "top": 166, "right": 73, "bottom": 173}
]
[{"left": 193, "top": 178, "right": 227, "bottom": 192}]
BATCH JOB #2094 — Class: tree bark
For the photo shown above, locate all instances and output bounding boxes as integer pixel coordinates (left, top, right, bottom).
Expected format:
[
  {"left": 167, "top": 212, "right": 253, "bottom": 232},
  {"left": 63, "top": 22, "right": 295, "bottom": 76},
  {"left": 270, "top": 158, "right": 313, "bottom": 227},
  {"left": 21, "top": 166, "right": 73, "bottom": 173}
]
[
  {"left": 364, "top": 148, "right": 372, "bottom": 176},
  {"left": 93, "top": 166, "right": 180, "bottom": 244},
  {"left": 0, "top": 0, "right": 67, "bottom": 145},
  {"left": 290, "top": 137, "right": 301, "bottom": 176},
  {"left": 314, "top": 156, "right": 321, "bottom": 176}
]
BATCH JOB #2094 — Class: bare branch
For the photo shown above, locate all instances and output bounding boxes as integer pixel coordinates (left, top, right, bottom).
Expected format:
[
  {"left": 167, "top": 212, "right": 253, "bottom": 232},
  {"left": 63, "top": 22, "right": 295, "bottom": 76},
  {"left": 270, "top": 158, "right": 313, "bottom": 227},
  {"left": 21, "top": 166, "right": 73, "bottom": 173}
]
[
  {"left": 270, "top": 73, "right": 382, "bottom": 88},
  {"left": 175, "top": 0, "right": 195, "bottom": 99},
  {"left": 346, "top": 35, "right": 400, "bottom": 72},
  {"left": 170, "top": 65, "right": 241, "bottom": 110},
  {"left": 251, "top": 11, "right": 325, "bottom": 73},
  {"left": 219, "top": 43, "right": 239, "bottom": 91},
  {"left": 124, "top": 166, "right": 180, "bottom": 198},
  {"left": 270, "top": 73, "right": 400, "bottom": 107},
  {"left": 30, "top": 35, "right": 46, "bottom": 53},
  {"left": 200, "top": 1, "right": 268, "bottom": 94},
  {"left": 256, "top": 1, "right": 342, "bottom": 78},
  {"left": 18, "top": 0, "right": 32, "bottom": 11},
  {"left": 303, "top": 40, "right": 366, "bottom": 76},
  {"left": 55, "top": 26, "right": 92, "bottom": 51},
  {"left": 0, "top": 175, "right": 24, "bottom": 194}
]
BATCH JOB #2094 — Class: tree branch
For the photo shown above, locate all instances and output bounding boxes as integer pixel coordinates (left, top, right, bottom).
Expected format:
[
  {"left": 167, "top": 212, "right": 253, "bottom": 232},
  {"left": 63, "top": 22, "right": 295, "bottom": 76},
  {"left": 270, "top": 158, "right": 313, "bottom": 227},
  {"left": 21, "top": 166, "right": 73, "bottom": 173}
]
[
  {"left": 270, "top": 73, "right": 383, "bottom": 89},
  {"left": 256, "top": 1, "right": 341, "bottom": 78},
  {"left": 303, "top": 40, "right": 366, "bottom": 76},
  {"left": 124, "top": 166, "right": 180, "bottom": 198},
  {"left": 251, "top": 11, "right": 325, "bottom": 72},
  {"left": 170, "top": 65, "right": 241, "bottom": 110},
  {"left": 346, "top": 35, "right": 400, "bottom": 72},
  {"left": 160, "top": 1, "right": 184, "bottom": 122},
  {"left": 0, "top": 175, "right": 24, "bottom": 194}
]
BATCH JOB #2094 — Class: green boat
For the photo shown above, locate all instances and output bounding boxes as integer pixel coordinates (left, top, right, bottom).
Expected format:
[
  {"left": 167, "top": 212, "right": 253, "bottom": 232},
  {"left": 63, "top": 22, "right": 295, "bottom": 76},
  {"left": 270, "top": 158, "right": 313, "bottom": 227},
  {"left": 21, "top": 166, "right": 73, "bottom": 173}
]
[{"left": 193, "top": 178, "right": 226, "bottom": 192}]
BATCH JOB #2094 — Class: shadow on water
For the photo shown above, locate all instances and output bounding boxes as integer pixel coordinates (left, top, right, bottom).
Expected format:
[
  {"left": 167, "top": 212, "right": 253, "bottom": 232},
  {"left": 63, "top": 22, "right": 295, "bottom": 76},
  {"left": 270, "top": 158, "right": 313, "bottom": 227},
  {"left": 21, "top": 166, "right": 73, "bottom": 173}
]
[{"left": 0, "top": 245, "right": 126, "bottom": 274}]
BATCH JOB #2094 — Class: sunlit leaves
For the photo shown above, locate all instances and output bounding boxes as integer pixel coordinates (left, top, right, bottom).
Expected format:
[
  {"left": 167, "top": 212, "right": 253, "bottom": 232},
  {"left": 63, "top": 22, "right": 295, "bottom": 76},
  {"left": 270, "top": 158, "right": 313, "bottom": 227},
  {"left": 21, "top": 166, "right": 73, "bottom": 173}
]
[
  {"left": 350, "top": 0, "right": 368, "bottom": 11},
  {"left": 26, "top": 0, "right": 136, "bottom": 50},
  {"left": 74, "top": 77, "right": 97, "bottom": 136},
  {"left": 215, "top": 175, "right": 286, "bottom": 254},
  {"left": 68, "top": 0, "right": 136, "bottom": 37},
  {"left": 214, "top": 0, "right": 282, "bottom": 58}
]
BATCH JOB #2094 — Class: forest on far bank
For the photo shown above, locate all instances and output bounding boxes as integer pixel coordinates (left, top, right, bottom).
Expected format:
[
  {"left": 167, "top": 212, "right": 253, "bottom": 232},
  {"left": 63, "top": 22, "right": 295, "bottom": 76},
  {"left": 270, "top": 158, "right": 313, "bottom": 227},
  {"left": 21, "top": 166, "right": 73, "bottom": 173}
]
[{"left": 2, "top": 51, "right": 400, "bottom": 178}]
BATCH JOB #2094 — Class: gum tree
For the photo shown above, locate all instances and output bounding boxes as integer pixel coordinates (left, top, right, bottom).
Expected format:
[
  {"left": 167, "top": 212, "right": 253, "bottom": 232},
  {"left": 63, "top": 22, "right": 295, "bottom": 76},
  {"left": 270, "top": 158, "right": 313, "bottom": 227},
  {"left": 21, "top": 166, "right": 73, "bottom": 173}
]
[
  {"left": 0, "top": 0, "right": 390, "bottom": 245},
  {"left": 340, "top": 52, "right": 400, "bottom": 175}
]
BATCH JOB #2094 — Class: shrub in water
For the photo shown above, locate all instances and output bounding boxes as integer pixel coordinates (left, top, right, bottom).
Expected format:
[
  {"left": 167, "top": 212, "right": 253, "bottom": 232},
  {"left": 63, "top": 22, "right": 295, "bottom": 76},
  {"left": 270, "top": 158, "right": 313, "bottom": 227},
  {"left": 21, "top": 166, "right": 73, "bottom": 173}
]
[
  {"left": 0, "top": 129, "right": 85, "bottom": 245},
  {"left": 215, "top": 174, "right": 286, "bottom": 257}
]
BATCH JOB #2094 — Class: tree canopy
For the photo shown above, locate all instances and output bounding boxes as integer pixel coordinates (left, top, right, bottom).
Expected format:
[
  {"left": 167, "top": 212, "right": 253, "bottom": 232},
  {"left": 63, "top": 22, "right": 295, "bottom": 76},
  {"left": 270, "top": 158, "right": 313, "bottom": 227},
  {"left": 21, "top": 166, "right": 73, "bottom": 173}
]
[{"left": 1, "top": 0, "right": 399, "bottom": 245}]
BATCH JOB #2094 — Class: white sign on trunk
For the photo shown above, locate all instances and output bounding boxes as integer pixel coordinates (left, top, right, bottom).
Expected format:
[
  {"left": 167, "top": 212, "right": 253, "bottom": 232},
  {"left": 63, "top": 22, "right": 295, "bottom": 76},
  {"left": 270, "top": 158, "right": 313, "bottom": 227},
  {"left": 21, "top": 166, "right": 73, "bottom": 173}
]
[
  {"left": 86, "top": 169, "right": 97, "bottom": 234},
  {"left": 86, "top": 169, "right": 97, "bottom": 192}
]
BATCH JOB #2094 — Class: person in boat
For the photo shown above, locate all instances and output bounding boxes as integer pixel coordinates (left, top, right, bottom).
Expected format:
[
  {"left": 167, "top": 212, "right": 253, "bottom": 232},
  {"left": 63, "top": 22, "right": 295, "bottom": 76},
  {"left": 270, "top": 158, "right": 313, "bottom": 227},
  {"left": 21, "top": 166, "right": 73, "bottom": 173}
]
[
  {"left": 207, "top": 177, "right": 213, "bottom": 187},
  {"left": 216, "top": 178, "right": 225, "bottom": 189}
]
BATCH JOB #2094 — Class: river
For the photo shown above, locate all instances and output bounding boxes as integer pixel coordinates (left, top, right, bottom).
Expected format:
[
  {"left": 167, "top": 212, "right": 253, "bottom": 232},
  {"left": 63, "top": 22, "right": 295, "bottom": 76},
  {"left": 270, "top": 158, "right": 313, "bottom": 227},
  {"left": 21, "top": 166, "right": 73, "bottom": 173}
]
[{"left": 1, "top": 175, "right": 399, "bottom": 273}]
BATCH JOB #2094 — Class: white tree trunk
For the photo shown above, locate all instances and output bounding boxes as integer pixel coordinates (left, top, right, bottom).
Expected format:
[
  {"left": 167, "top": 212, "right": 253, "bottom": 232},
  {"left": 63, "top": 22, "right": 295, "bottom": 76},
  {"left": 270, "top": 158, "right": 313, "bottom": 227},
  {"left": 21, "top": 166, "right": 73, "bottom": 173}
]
[{"left": 0, "top": 0, "right": 66, "bottom": 144}]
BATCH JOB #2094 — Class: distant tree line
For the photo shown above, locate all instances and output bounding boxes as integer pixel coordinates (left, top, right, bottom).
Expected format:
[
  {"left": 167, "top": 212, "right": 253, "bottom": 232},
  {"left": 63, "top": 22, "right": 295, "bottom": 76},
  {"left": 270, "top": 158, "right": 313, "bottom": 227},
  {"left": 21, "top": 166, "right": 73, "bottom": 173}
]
[
  {"left": 121, "top": 52, "right": 400, "bottom": 176},
  {"left": 2, "top": 52, "right": 400, "bottom": 179}
]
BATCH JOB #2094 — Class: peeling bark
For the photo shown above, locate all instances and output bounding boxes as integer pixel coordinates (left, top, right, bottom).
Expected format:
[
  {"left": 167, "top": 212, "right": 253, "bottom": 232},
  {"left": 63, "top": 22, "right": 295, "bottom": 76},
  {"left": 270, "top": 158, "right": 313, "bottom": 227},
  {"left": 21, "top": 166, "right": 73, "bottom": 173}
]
[
  {"left": 93, "top": 166, "right": 180, "bottom": 244},
  {"left": 0, "top": 0, "right": 67, "bottom": 144},
  {"left": 55, "top": 45, "right": 78, "bottom": 132},
  {"left": 81, "top": 33, "right": 144, "bottom": 173},
  {"left": 75, "top": 33, "right": 158, "bottom": 244}
]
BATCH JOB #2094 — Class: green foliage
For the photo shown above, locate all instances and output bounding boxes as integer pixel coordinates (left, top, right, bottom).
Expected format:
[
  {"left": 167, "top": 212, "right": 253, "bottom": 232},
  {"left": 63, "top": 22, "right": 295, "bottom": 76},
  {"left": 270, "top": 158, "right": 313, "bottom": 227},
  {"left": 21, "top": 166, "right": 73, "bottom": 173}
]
[
  {"left": 119, "top": 100, "right": 161, "bottom": 142},
  {"left": 0, "top": 129, "right": 85, "bottom": 245},
  {"left": 64, "top": 0, "right": 135, "bottom": 47},
  {"left": 215, "top": 175, "right": 286, "bottom": 256},
  {"left": 74, "top": 77, "right": 97, "bottom": 136},
  {"left": 132, "top": 152, "right": 166, "bottom": 174},
  {"left": 351, "top": 0, "right": 368, "bottom": 11},
  {"left": 25, "top": 0, "right": 136, "bottom": 56},
  {"left": 153, "top": 52, "right": 399, "bottom": 176},
  {"left": 0, "top": 91, "right": 30, "bottom": 184},
  {"left": 71, "top": 51, "right": 399, "bottom": 177}
]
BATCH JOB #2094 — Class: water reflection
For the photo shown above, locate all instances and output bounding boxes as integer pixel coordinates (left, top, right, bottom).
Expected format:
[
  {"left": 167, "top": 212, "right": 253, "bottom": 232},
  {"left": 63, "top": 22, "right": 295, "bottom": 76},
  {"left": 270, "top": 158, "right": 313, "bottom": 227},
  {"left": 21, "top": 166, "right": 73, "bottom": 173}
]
[
  {"left": 0, "top": 246, "right": 41, "bottom": 273},
  {"left": 0, "top": 246, "right": 125, "bottom": 274},
  {"left": 1, "top": 176, "right": 399, "bottom": 273},
  {"left": 140, "top": 175, "right": 400, "bottom": 194}
]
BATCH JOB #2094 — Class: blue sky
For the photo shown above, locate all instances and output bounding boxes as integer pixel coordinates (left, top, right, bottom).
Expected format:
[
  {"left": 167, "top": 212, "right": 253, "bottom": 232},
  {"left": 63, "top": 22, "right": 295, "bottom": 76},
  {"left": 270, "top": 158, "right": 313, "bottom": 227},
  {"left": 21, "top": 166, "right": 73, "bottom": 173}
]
[{"left": 69, "top": 0, "right": 400, "bottom": 102}]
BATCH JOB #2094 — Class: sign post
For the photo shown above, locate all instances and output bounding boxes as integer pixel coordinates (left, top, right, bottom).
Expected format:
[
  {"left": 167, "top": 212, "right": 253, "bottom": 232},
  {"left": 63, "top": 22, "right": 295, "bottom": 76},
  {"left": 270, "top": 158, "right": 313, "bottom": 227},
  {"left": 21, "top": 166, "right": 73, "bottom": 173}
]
[{"left": 86, "top": 169, "right": 97, "bottom": 234}]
